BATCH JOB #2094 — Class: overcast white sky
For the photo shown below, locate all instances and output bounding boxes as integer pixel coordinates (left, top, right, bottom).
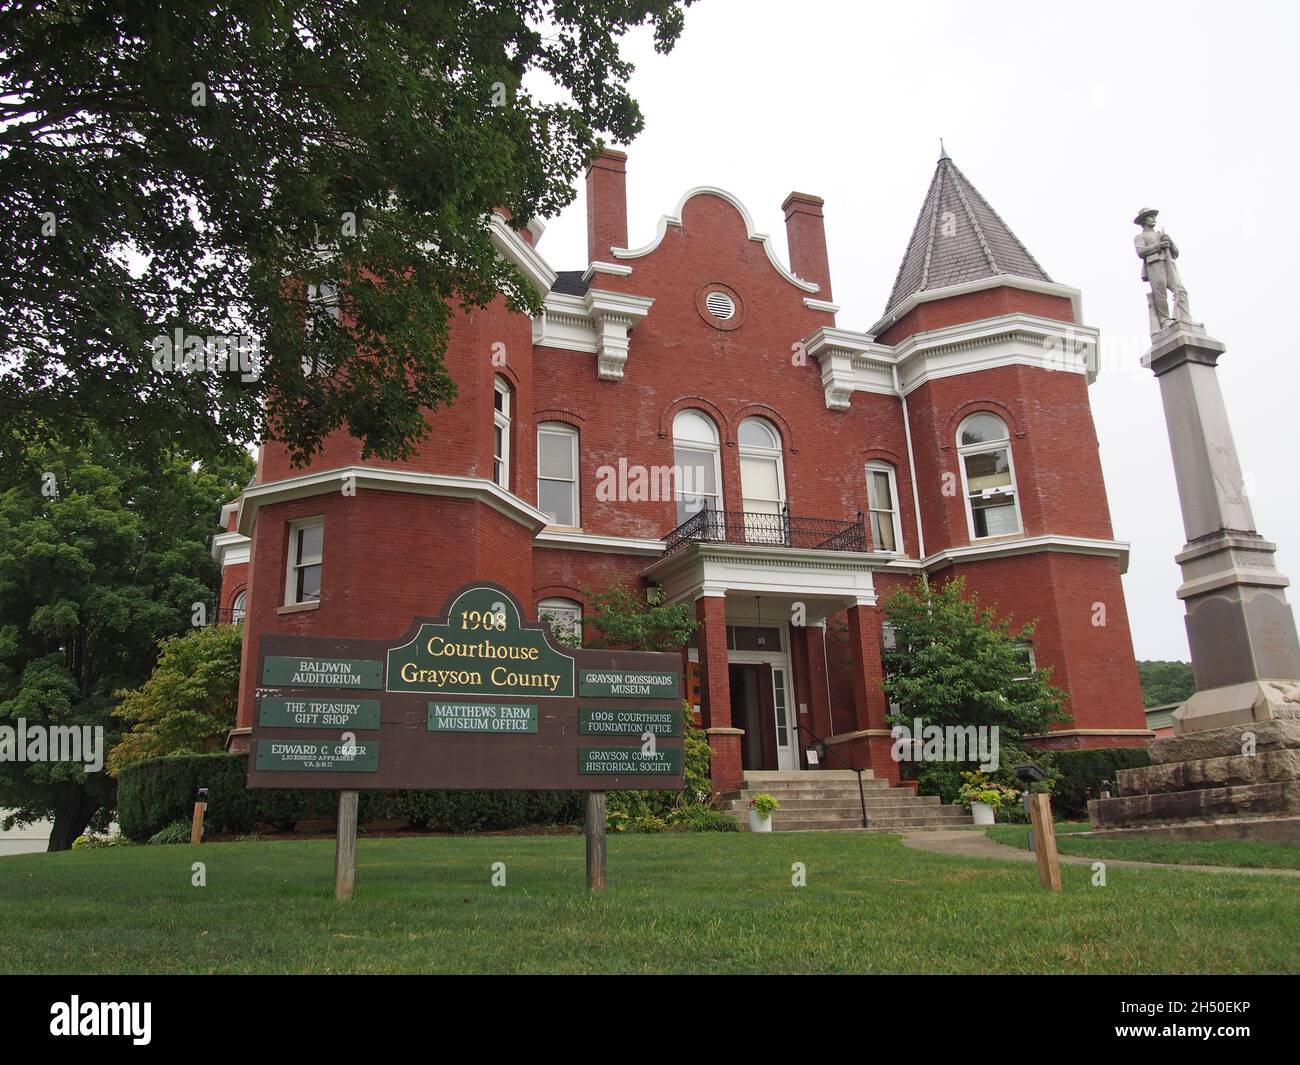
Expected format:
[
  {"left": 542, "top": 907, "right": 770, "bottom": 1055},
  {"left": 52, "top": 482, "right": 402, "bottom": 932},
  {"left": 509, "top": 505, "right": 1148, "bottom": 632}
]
[{"left": 532, "top": 0, "right": 1299, "bottom": 662}]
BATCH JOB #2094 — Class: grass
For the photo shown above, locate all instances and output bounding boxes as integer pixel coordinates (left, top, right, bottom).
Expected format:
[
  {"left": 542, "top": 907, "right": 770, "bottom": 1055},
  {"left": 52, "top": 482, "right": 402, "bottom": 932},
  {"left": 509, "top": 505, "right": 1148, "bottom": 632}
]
[
  {"left": 0, "top": 833, "right": 1297, "bottom": 974},
  {"left": 985, "top": 822, "right": 1300, "bottom": 870}
]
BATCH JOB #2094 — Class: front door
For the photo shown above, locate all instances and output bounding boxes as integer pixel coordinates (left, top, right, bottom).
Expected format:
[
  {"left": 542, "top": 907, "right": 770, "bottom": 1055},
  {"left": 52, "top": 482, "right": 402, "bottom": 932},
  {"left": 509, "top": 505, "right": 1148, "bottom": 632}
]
[{"left": 729, "top": 662, "right": 797, "bottom": 771}]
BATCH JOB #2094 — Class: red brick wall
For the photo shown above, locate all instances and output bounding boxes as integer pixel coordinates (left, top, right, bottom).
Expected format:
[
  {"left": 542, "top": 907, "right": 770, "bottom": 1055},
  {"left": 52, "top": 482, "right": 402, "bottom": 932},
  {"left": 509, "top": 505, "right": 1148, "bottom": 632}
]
[{"left": 877, "top": 286, "right": 1074, "bottom": 346}]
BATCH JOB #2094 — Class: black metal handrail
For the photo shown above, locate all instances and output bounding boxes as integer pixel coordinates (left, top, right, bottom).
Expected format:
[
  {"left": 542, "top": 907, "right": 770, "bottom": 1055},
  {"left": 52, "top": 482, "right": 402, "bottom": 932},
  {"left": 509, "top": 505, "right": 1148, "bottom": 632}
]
[
  {"left": 664, "top": 504, "right": 866, "bottom": 556},
  {"left": 794, "top": 721, "right": 869, "bottom": 829}
]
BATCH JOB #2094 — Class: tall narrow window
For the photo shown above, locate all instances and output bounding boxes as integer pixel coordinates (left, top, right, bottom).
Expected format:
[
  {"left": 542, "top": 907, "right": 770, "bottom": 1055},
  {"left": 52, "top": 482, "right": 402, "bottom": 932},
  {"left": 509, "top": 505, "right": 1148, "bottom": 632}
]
[
  {"left": 866, "top": 462, "right": 903, "bottom": 553},
  {"left": 493, "top": 376, "right": 511, "bottom": 490},
  {"left": 738, "top": 417, "right": 786, "bottom": 543},
  {"left": 537, "top": 422, "right": 579, "bottom": 527},
  {"left": 672, "top": 410, "right": 723, "bottom": 525},
  {"left": 957, "top": 413, "right": 1021, "bottom": 539},
  {"left": 231, "top": 590, "right": 247, "bottom": 624},
  {"left": 285, "top": 518, "right": 323, "bottom": 605}
]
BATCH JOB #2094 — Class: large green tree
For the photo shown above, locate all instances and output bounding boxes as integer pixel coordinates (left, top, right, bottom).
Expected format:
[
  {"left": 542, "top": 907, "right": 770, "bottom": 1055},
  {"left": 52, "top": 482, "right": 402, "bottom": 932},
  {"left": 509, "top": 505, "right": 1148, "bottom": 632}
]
[
  {"left": 0, "top": 438, "right": 252, "bottom": 849},
  {"left": 1135, "top": 660, "right": 1195, "bottom": 707},
  {"left": 1, "top": 1, "right": 692, "bottom": 468},
  {"left": 881, "top": 577, "right": 1070, "bottom": 800}
]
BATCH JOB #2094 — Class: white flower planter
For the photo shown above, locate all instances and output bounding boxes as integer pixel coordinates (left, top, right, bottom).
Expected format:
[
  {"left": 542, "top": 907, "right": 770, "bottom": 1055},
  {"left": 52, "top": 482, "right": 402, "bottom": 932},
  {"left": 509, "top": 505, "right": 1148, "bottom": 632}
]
[
  {"left": 970, "top": 801, "right": 995, "bottom": 826},
  {"left": 748, "top": 810, "right": 773, "bottom": 833}
]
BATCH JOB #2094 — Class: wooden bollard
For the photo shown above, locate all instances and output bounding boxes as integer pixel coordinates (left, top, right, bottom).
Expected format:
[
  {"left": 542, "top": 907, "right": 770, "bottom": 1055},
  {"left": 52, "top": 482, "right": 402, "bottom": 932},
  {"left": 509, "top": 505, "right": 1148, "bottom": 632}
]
[
  {"left": 190, "top": 788, "right": 208, "bottom": 844},
  {"left": 1027, "top": 792, "right": 1062, "bottom": 892}
]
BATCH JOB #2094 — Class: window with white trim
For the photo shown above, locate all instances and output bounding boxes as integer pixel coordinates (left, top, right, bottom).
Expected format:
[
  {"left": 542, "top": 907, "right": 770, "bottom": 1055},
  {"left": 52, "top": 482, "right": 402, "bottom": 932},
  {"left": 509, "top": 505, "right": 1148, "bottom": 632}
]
[
  {"left": 866, "top": 461, "right": 903, "bottom": 553},
  {"left": 672, "top": 410, "right": 723, "bottom": 524},
  {"left": 231, "top": 590, "right": 247, "bottom": 624},
  {"left": 957, "top": 413, "right": 1022, "bottom": 539},
  {"left": 303, "top": 281, "right": 340, "bottom": 375},
  {"left": 738, "top": 417, "right": 786, "bottom": 543},
  {"left": 538, "top": 597, "right": 583, "bottom": 647},
  {"left": 537, "top": 422, "right": 579, "bottom": 527},
  {"left": 493, "top": 376, "right": 511, "bottom": 490},
  {"left": 1011, "top": 641, "right": 1036, "bottom": 682},
  {"left": 284, "top": 518, "right": 323, "bottom": 605}
]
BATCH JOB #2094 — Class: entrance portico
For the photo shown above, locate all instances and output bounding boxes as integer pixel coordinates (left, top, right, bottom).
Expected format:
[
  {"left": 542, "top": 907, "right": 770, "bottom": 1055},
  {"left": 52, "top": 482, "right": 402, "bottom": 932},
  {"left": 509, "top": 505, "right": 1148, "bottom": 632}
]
[{"left": 642, "top": 539, "right": 897, "bottom": 792}]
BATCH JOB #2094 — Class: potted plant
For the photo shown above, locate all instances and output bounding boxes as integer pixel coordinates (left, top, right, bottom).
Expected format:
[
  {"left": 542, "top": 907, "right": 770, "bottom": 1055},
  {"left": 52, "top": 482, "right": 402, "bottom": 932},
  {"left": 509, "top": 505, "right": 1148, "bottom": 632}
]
[
  {"left": 747, "top": 794, "right": 780, "bottom": 833},
  {"left": 958, "top": 771, "right": 1019, "bottom": 826}
]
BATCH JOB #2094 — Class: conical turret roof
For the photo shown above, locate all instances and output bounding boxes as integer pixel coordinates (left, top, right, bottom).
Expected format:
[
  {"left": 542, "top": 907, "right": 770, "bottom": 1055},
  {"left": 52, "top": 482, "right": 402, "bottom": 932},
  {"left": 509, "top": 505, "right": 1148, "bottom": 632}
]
[{"left": 884, "top": 152, "right": 1052, "bottom": 316}]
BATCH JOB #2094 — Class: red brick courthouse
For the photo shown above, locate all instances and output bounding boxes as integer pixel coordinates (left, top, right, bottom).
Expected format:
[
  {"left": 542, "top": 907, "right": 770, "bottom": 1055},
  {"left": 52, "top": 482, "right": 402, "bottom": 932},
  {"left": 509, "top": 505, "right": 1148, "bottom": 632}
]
[{"left": 215, "top": 149, "right": 1150, "bottom": 793}]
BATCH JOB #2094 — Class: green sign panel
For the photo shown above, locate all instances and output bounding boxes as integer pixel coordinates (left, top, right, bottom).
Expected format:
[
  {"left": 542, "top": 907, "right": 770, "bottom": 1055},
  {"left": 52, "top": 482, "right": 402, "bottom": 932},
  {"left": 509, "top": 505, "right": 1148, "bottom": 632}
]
[
  {"left": 258, "top": 697, "right": 381, "bottom": 730},
  {"left": 262, "top": 656, "right": 382, "bottom": 690},
  {"left": 428, "top": 701, "right": 538, "bottom": 733},
  {"left": 578, "top": 668, "right": 680, "bottom": 699},
  {"left": 579, "top": 707, "right": 681, "bottom": 736},
  {"left": 387, "top": 587, "right": 574, "bottom": 698},
  {"left": 255, "top": 740, "right": 379, "bottom": 773},
  {"left": 578, "top": 746, "right": 682, "bottom": 776}
]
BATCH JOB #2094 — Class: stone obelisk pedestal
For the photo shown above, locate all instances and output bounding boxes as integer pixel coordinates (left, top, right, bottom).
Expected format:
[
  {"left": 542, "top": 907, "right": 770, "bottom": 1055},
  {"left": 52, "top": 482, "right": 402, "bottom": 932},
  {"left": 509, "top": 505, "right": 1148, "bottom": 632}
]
[{"left": 1089, "top": 324, "right": 1300, "bottom": 841}]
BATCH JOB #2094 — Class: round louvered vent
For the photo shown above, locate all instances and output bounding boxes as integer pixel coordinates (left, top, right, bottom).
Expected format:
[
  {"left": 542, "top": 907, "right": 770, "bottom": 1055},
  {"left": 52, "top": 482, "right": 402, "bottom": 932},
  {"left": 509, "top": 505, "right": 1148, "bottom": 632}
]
[{"left": 705, "top": 291, "right": 736, "bottom": 320}]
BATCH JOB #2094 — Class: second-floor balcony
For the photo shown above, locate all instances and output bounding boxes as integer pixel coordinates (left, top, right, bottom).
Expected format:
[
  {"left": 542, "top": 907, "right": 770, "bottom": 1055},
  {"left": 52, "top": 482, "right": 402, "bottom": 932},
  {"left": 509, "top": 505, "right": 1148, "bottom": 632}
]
[{"left": 663, "top": 505, "right": 867, "bottom": 556}]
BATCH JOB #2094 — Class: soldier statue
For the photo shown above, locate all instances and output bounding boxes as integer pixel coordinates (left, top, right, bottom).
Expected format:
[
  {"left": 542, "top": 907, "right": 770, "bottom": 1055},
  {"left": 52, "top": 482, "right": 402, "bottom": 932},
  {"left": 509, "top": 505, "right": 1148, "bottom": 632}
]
[{"left": 1134, "top": 207, "right": 1193, "bottom": 334}]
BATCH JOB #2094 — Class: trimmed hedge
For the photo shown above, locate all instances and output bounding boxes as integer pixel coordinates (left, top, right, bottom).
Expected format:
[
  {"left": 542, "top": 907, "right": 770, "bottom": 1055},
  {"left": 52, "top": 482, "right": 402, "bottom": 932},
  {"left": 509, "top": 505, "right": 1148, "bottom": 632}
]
[
  {"left": 1048, "top": 747, "right": 1151, "bottom": 819},
  {"left": 116, "top": 752, "right": 588, "bottom": 841}
]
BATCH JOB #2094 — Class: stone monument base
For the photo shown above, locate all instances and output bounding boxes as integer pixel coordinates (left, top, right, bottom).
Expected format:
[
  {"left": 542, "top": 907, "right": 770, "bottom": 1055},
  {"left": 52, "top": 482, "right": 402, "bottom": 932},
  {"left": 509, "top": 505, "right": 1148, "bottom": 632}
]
[{"left": 1088, "top": 719, "right": 1300, "bottom": 842}]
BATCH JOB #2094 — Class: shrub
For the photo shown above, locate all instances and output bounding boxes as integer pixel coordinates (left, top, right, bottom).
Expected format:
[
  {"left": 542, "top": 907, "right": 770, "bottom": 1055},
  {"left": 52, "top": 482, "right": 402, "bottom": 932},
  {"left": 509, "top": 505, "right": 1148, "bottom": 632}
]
[
  {"left": 148, "top": 820, "right": 193, "bottom": 845},
  {"left": 748, "top": 794, "right": 779, "bottom": 819},
  {"left": 1049, "top": 747, "right": 1151, "bottom": 819},
  {"left": 116, "top": 751, "right": 587, "bottom": 840},
  {"left": 667, "top": 805, "right": 739, "bottom": 832}
]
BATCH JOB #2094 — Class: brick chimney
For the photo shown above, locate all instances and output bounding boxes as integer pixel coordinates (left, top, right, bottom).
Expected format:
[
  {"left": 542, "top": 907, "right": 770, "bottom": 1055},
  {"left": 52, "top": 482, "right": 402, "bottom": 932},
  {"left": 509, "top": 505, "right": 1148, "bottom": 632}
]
[
  {"left": 781, "top": 191, "right": 832, "bottom": 300},
  {"left": 586, "top": 149, "right": 628, "bottom": 264}
]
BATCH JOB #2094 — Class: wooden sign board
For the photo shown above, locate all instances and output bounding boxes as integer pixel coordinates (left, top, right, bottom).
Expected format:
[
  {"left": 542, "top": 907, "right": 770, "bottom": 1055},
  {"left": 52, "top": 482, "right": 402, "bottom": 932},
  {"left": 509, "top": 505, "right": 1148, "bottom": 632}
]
[{"left": 246, "top": 583, "right": 685, "bottom": 792}]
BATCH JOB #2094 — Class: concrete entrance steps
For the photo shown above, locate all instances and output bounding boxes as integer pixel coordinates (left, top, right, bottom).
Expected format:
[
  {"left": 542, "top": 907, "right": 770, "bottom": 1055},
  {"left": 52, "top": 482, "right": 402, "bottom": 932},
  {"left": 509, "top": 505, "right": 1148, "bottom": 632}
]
[{"left": 721, "top": 770, "right": 972, "bottom": 832}]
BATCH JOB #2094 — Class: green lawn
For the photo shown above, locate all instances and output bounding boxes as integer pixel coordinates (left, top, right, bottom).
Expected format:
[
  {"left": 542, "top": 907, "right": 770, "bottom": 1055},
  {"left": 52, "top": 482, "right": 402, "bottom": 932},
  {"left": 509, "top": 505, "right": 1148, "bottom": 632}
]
[
  {"left": 986, "top": 822, "right": 1300, "bottom": 870},
  {"left": 1, "top": 833, "right": 1297, "bottom": 974}
]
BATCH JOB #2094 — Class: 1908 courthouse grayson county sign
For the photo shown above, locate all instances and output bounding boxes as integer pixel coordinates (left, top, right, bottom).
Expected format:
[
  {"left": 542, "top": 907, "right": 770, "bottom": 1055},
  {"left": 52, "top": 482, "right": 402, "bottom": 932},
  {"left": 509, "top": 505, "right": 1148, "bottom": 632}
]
[{"left": 246, "top": 584, "right": 685, "bottom": 792}]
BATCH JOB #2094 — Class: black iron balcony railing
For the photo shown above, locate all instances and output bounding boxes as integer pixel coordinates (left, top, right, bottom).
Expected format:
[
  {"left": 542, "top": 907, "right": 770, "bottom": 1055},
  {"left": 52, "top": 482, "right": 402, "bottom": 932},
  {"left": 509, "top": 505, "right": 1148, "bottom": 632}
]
[{"left": 663, "top": 505, "right": 866, "bottom": 556}]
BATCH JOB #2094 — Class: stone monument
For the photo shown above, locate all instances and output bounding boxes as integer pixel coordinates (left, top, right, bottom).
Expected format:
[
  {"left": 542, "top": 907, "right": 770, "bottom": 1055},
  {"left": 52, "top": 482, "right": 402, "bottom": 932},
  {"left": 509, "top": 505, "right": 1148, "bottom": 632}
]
[{"left": 1088, "top": 210, "right": 1300, "bottom": 841}]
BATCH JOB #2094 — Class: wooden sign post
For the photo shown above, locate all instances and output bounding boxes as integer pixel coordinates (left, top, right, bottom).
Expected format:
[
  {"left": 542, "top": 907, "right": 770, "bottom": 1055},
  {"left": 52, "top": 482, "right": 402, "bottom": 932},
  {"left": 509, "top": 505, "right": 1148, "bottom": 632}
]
[
  {"left": 189, "top": 794, "right": 207, "bottom": 845},
  {"left": 246, "top": 583, "right": 685, "bottom": 898},
  {"left": 1027, "top": 792, "right": 1062, "bottom": 892},
  {"left": 335, "top": 790, "right": 359, "bottom": 900},
  {"left": 586, "top": 792, "right": 607, "bottom": 892}
]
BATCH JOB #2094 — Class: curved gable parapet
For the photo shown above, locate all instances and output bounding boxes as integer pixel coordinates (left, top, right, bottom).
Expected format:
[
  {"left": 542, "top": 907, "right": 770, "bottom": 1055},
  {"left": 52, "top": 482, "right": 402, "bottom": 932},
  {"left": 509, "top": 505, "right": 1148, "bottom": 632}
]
[{"left": 611, "top": 186, "right": 820, "bottom": 294}]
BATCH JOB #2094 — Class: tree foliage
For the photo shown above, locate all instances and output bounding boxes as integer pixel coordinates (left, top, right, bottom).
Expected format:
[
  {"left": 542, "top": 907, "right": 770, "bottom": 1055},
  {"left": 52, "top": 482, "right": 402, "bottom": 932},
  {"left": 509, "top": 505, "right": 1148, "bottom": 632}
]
[
  {"left": 0, "top": 436, "right": 252, "bottom": 848},
  {"left": 581, "top": 583, "right": 698, "bottom": 652},
  {"left": 880, "top": 577, "right": 1070, "bottom": 803},
  {"left": 1, "top": 1, "right": 692, "bottom": 469},
  {"left": 1136, "top": 659, "right": 1195, "bottom": 707},
  {"left": 109, "top": 622, "right": 243, "bottom": 775}
]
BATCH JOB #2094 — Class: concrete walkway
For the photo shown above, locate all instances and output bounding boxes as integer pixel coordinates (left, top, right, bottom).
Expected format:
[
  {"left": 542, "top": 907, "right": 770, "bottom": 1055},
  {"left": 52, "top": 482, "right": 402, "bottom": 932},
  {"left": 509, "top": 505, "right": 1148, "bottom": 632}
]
[{"left": 901, "top": 828, "right": 1300, "bottom": 878}]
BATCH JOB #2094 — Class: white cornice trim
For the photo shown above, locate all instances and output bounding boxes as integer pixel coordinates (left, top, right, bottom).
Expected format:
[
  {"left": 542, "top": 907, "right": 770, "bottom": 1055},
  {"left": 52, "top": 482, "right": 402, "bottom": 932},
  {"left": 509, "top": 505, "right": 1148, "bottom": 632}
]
[
  {"left": 610, "top": 186, "right": 820, "bottom": 294},
  {"left": 869, "top": 275, "right": 1083, "bottom": 337},
  {"left": 526, "top": 217, "right": 546, "bottom": 245},
  {"left": 803, "top": 298, "right": 840, "bottom": 314},
  {"left": 211, "top": 530, "right": 251, "bottom": 566},
  {"left": 583, "top": 261, "right": 633, "bottom": 282},
  {"left": 235, "top": 467, "right": 549, "bottom": 536},
  {"left": 490, "top": 212, "right": 557, "bottom": 298},
  {"left": 911, "top": 534, "right": 1131, "bottom": 574},
  {"left": 534, "top": 530, "right": 665, "bottom": 556}
]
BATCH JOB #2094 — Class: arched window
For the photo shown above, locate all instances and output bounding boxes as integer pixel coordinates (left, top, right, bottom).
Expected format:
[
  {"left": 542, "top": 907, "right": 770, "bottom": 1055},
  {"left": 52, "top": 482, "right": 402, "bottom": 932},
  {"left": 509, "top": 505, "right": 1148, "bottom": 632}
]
[
  {"left": 672, "top": 410, "right": 722, "bottom": 524},
  {"left": 537, "top": 422, "right": 579, "bottom": 527},
  {"left": 957, "top": 413, "right": 1021, "bottom": 539},
  {"left": 231, "top": 590, "right": 247, "bottom": 624},
  {"left": 538, "top": 597, "right": 583, "bottom": 647},
  {"left": 493, "top": 376, "right": 511, "bottom": 490},
  {"left": 866, "top": 461, "right": 903, "bottom": 553},
  {"left": 738, "top": 417, "right": 786, "bottom": 543}
]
